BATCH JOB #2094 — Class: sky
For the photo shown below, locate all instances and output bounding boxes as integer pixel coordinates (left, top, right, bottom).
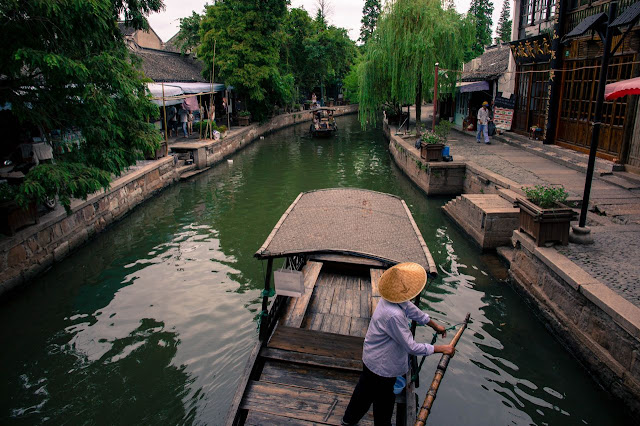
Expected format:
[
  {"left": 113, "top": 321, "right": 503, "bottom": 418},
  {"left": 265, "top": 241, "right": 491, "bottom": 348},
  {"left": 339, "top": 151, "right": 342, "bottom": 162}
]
[{"left": 147, "top": 0, "right": 508, "bottom": 43}]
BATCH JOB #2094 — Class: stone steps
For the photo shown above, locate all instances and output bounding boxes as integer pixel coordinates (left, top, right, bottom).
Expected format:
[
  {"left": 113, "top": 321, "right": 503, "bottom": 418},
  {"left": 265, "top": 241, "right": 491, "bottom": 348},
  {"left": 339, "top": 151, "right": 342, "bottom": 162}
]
[{"left": 443, "top": 193, "right": 519, "bottom": 249}]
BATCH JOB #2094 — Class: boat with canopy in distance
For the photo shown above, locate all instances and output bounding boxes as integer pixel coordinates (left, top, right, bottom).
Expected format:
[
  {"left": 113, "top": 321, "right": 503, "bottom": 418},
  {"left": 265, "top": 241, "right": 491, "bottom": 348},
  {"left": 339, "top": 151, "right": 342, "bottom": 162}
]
[
  {"left": 309, "top": 107, "right": 338, "bottom": 137},
  {"left": 225, "top": 188, "right": 439, "bottom": 426}
]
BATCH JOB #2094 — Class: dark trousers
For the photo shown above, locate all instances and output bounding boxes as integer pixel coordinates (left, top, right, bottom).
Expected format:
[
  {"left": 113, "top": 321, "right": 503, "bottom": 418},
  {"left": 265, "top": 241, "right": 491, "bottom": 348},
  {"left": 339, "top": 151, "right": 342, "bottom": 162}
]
[{"left": 343, "top": 364, "right": 396, "bottom": 426}]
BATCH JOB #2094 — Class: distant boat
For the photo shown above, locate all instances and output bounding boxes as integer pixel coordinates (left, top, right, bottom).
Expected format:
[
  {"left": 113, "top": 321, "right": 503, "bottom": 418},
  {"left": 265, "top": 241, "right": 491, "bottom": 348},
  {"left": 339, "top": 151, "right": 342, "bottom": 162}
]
[
  {"left": 309, "top": 107, "right": 338, "bottom": 137},
  {"left": 225, "top": 188, "right": 438, "bottom": 425}
]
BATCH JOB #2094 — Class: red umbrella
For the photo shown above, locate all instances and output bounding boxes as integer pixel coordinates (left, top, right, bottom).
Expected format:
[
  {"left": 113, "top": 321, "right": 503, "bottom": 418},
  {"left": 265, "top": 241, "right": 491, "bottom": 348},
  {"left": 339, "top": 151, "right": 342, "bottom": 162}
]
[{"left": 605, "top": 76, "right": 640, "bottom": 100}]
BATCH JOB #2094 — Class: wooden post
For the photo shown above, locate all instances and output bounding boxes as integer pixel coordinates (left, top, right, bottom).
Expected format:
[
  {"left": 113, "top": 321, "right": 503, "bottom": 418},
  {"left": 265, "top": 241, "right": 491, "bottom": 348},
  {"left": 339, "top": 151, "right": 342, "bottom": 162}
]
[
  {"left": 162, "top": 83, "right": 168, "bottom": 141},
  {"left": 433, "top": 63, "right": 439, "bottom": 132},
  {"left": 415, "top": 313, "right": 470, "bottom": 426},
  {"left": 259, "top": 258, "right": 274, "bottom": 341}
]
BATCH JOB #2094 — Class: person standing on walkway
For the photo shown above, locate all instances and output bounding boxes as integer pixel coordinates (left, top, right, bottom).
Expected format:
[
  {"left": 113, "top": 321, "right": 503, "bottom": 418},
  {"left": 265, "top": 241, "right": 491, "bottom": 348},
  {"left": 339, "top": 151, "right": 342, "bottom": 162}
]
[
  {"left": 477, "top": 101, "right": 491, "bottom": 144},
  {"left": 179, "top": 108, "right": 189, "bottom": 138},
  {"left": 341, "top": 262, "right": 455, "bottom": 426}
]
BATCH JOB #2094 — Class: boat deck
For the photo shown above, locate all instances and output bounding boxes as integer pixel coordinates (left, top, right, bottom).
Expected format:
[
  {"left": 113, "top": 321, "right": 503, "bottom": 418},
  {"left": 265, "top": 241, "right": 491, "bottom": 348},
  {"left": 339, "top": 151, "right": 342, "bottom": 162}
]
[{"left": 232, "top": 261, "right": 397, "bottom": 425}]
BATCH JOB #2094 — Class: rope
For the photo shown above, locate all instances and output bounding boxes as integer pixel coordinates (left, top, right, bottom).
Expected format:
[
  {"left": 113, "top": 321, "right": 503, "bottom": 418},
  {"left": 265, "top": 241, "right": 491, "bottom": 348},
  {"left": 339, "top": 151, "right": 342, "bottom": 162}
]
[{"left": 411, "top": 319, "right": 472, "bottom": 382}]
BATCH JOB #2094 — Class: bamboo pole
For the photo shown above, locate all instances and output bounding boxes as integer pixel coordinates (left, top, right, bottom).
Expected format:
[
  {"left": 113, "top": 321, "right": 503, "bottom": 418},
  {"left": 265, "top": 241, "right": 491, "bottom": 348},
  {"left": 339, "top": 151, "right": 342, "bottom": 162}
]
[
  {"left": 162, "top": 82, "right": 168, "bottom": 141},
  {"left": 415, "top": 313, "right": 470, "bottom": 426},
  {"left": 432, "top": 63, "right": 439, "bottom": 132}
]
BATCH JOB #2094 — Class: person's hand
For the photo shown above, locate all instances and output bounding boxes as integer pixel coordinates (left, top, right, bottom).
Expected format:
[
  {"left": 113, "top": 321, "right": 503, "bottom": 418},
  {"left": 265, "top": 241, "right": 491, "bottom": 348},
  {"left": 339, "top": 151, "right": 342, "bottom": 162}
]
[
  {"left": 435, "top": 324, "right": 447, "bottom": 338},
  {"left": 442, "top": 345, "right": 455, "bottom": 356}
]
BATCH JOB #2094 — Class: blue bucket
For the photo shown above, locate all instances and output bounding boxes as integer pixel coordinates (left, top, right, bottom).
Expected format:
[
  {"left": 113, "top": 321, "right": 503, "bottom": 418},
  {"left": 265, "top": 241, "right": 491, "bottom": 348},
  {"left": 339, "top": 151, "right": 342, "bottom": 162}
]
[
  {"left": 393, "top": 376, "right": 406, "bottom": 394},
  {"left": 442, "top": 146, "right": 450, "bottom": 157}
]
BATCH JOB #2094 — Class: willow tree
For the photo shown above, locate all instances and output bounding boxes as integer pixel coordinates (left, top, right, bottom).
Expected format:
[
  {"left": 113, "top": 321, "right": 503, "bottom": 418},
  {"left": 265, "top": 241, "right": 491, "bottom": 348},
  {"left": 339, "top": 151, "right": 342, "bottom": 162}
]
[{"left": 358, "top": 0, "right": 473, "bottom": 130}]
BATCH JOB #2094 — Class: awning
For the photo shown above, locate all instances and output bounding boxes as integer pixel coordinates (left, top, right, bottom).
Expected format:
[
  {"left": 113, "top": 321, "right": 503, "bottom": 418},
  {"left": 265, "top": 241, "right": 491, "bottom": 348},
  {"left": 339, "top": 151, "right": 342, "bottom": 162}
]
[
  {"left": 605, "top": 76, "right": 640, "bottom": 100},
  {"left": 146, "top": 82, "right": 230, "bottom": 106},
  {"left": 457, "top": 81, "right": 490, "bottom": 93}
]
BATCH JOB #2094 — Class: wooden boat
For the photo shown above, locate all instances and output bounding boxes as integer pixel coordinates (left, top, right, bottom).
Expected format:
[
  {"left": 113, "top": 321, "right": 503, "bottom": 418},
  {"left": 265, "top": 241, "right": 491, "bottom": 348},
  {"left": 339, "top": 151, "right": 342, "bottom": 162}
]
[
  {"left": 309, "top": 107, "right": 338, "bottom": 137},
  {"left": 226, "top": 188, "right": 438, "bottom": 426}
]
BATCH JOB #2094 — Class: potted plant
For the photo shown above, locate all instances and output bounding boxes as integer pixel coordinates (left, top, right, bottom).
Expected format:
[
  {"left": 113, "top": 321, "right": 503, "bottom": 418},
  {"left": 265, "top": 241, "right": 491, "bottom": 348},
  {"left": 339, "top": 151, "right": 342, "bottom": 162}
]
[
  {"left": 515, "top": 185, "right": 577, "bottom": 246},
  {"left": 0, "top": 183, "right": 38, "bottom": 236},
  {"left": 419, "top": 131, "right": 444, "bottom": 161},
  {"left": 237, "top": 110, "right": 251, "bottom": 126}
]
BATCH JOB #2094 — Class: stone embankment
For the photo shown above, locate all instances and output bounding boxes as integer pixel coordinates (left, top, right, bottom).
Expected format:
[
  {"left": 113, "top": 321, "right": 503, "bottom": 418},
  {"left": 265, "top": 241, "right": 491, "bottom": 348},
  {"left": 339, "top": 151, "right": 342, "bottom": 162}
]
[
  {"left": 384, "top": 119, "right": 640, "bottom": 420},
  {"left": 0, "top": 105, "right": 359, "bottom": 297}
]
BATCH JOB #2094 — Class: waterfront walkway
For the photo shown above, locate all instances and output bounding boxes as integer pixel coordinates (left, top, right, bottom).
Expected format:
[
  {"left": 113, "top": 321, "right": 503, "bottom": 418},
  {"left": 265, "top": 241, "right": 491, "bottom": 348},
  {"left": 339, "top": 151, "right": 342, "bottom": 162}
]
[
  {"left": 396, "top": 105, "right": 640, "bottom": 306},
  {"left": 448, "top": 128, "right": 640, "bottom": 306}
]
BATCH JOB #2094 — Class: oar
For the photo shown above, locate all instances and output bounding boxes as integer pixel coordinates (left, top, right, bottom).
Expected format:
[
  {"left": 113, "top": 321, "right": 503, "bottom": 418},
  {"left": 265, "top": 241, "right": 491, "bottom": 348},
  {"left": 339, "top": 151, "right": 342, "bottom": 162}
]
[{"left": 415, "top": 312, "right": 471, "bottom": 426}]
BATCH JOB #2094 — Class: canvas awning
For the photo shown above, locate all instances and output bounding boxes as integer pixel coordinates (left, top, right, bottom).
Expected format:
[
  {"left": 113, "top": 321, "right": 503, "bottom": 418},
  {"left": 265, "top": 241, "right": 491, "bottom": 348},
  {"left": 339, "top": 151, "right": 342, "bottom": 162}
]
[
  {"left": 457, "top": 81, "right": 490, "bottom": 93},
  {"left": 605, "top": 76, "right": 640, "bottom": 100},
  {"left": 146, "top": 82, "right": 230, "bottom": 106}
]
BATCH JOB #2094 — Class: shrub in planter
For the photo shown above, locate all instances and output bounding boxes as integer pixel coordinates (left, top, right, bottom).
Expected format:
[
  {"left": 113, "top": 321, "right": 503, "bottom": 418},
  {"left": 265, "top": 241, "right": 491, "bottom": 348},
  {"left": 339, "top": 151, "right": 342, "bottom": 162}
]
[
  {"left": 419, "top": 131, "right": 444, "bottom": 162},
  {"left": 237, "top": 111, "right": 251, "bottom": 126},
  {"left": 516, "top": 185, "right": 576, "bottom": 246}
]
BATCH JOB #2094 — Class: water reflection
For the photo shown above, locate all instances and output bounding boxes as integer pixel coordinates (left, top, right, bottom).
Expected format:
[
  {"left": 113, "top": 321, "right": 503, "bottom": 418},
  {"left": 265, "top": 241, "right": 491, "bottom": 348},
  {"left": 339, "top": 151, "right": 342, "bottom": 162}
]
[{"left": 0, "top": 114, "right": 634, "bottom": 425}]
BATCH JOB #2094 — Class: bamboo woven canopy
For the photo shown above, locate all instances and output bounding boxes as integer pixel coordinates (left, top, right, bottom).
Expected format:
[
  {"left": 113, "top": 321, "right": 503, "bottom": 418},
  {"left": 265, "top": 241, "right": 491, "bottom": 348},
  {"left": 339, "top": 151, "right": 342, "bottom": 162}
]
[{"left": 256, "top": 189, "right": 438, "bottom": 277}]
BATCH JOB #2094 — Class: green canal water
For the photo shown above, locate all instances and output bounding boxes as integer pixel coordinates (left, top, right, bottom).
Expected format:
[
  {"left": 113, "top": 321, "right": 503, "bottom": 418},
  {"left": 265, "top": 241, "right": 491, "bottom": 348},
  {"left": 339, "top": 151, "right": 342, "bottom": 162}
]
[{"left": 0, "top": 114, "right": 634, "bottom": 425}]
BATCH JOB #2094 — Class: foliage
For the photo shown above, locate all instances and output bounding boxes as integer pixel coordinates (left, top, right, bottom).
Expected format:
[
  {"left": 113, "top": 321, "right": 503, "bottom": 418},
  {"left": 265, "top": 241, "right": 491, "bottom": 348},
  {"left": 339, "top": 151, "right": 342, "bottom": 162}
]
[
  {"left": 523, "top": 185, "right": 569, "bottom": 209},
  {"left": 280, "top": 8, "right": 314, "bottom": 89},
  {"left": 194, "top": 120, "right": 227, "bottom": 134},
  {"left": 496, "top": 0, "right": 512, "bottom": 44},
  {"left": 360, "top": 0, "right": 382, "bottom": 45},
  {"left": 358, "top": 0, "right": 474, "bottom": 128},
  {"left": 0, "top": 0, "right": 163, "bottom": 211},
  {"left": 420, "top": 131, "right": 442, "bottom": 144},
  {"left": 238, "top": 110, "right": 251, "bottom": 117},
  {"left": 468, "top": 0, "right": 494, "bottom": 57},
  {"left": 199, "top": 0, "right": 288, "bottom": 121},
  {"left": 434, "top": 120, "right": 453, "bottom": 140},
  {"left": 174, "top": 11, "right": 202, "bottom": 54},
  {"left": 0, "top": 183, "right": 17, "bottom": 203}
]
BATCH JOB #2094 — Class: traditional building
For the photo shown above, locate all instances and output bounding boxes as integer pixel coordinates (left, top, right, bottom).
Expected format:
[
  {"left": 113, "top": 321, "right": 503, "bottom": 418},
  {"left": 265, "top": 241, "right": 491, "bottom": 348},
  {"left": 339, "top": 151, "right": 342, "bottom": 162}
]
[
  {"left": 510, "top": 0, "right": 640, "bottom": 168},
  {"left": 454, "top": 44, "right": 512, "bottom": 130}
]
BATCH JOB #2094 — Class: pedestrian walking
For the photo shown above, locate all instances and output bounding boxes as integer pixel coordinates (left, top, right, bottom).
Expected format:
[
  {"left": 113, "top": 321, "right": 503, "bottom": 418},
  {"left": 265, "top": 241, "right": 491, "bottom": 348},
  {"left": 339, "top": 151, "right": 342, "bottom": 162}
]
[
  {"left": 341, "top": 262, "right": 455, "bottom": 426},
  {"left": 477, "top": 101, "right": 491, "bottom": 144},
  {"left": 179, "top": 108, "right": 188, "bottom": 138},
  {"left": 187, "top": 111, "right": 194, "bottom": 136}
]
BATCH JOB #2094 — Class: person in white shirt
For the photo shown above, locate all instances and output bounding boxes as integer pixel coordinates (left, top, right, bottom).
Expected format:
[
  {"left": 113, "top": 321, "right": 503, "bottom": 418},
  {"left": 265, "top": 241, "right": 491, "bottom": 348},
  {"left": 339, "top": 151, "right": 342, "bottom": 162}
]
[{"left": 477, "top": 101, "right": 491, "bottom": 144}]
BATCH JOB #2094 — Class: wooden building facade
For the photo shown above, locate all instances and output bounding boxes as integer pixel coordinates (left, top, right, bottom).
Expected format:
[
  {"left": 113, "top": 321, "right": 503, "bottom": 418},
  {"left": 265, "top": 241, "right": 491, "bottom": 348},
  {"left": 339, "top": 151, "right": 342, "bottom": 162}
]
[{"left": 511, "top": 0, "right": 640, "bottom": 168}]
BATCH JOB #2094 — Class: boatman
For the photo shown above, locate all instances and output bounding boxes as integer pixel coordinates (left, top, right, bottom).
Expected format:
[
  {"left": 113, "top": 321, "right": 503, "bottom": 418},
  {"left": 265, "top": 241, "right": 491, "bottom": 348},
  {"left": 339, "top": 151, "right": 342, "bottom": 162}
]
[{"left": 342, "top": 262, "right": 455, "bottom": 426}]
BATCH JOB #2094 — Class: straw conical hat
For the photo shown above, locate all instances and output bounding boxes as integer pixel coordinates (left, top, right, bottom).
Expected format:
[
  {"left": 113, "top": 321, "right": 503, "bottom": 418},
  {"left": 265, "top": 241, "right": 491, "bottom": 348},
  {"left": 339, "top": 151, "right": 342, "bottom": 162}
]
[{"left": 378, "top": 262, "right": 427, "bottom": 303}]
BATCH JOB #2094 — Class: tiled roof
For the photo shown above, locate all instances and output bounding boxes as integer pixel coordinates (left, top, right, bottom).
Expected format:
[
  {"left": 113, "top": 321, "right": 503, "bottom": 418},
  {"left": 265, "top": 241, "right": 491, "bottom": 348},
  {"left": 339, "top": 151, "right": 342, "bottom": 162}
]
[
  {"left": 461, "top": 44, "right": 511, "bottom": 82},
  {"left": 117, "top": 22, "right": 137, "bottom": 36},
  {"left": 135, "top": 47, "right": 207, "bottom": 83}
]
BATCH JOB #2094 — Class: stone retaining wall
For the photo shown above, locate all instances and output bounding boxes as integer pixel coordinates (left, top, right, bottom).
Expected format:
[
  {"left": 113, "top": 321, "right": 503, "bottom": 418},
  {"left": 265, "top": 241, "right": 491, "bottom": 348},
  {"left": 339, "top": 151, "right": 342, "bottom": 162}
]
[
  {"left": 192, "top": 105, "right": 359, "bottom": 169},
  {"left": 0, "top": 156, "right": 179, "bottom": 296},
  {"left": 510, "top": 230, "right": 640, "bottom": 419},
  {"left": 0, "top": 105, "right": 359, "bottom": 296}
]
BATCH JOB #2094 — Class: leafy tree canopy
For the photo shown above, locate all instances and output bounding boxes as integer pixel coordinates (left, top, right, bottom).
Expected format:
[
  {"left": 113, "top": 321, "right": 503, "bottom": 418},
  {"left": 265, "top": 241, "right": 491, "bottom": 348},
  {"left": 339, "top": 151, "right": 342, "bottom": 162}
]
[
  {"left": 496, "top": 0, "right": 512, "bottom": 44},
  {"left": 0, "top": 0, "right": 164, "bottom": 210},
  {"left": 359, "top": 0, "right": 382, "bottom": 45},
  {"left": 469, "top": 0, "right": 494, "bottom": 57},
  {"left": 174, "top": 11, "right": 203, "bottom": 54},
  {"left": 199, "top": 0, "right": 288, "bottom": 120},
  {"left": 358, "top": 0, "right": 473, "bottom": 128}
]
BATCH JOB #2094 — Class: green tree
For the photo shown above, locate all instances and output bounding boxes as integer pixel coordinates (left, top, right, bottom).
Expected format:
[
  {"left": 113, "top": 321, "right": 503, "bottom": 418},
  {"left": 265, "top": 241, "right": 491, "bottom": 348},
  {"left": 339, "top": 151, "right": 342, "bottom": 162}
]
[
  {"left": 175, "top": 11, "right": 203, "bottom": 54},
  {"left": 469, "top": 0, "right": 494, "bottom": 57},
  {"left": 496, "top": 0, "right": 512, "bottom": 44},
  {"left": 199, "top": 0, "right": 288, "bottom": 120},
  {"left": 343, "top": 60, "right": 362, "bottom": 103},
  {"left": 280, "top": 7, "right": 314, "bottom": 90},
  {"left": 358, "top": 0, "right": 473, "bottom": 130},
  {"left": 359, "top": 0, "right": 382, "bottom": 45},
  {"left": 0, "top": 0, "right": 164, "bottom": 210}
]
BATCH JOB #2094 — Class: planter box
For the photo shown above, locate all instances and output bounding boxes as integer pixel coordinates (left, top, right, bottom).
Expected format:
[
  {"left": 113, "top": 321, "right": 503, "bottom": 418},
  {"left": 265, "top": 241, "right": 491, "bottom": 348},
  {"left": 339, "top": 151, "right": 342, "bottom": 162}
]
[
  {"left": 146, "top": 141, "right": 168, "bottom": 160},
  {"left": 420, "top": 143, "right": 444, "bottom": 162},
  {"left": 0, "top": 200, "right": 38, "bottom": 236},
  {"left": 238, "top": 116, "right": 251, "bottom": 126},
  {"left": 515, "top": 197, "right": 577, "bottom": 246}
]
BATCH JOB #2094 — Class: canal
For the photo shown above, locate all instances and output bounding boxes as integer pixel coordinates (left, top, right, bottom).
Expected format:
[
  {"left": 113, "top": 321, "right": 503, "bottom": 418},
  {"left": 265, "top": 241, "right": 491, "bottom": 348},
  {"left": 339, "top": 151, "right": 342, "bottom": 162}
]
[{"left": 0, "top": 114, "right": 633, "bottom": 425}]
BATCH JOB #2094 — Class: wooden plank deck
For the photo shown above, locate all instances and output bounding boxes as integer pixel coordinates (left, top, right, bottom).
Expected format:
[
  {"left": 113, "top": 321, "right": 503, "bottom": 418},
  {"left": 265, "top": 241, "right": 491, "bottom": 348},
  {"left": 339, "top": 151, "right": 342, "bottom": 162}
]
[{"left": 233, "top": 263, "right": 406, "bottom": 425}]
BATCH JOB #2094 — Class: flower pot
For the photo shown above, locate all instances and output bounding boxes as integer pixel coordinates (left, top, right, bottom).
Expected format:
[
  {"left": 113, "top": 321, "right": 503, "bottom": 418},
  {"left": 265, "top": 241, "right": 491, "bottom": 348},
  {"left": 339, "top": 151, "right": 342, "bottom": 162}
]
[
  {"left": 515, "top": 197, "right": 577, "bottom": 246},
  {"left": 238, "top": 116, "right": 250, "bottom": 126},
  {"left": 420, "top": 143, "right": 444, "bottom": 161},
  {"left": 0, "top": 200, "right": 38, "bottom": 236}
]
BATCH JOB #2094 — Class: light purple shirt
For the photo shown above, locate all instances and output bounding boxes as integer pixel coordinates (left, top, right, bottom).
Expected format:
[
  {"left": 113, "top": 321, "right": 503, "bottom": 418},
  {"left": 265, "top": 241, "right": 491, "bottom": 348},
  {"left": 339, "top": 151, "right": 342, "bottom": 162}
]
[{"left": 362, "top": 299, "right": 434, "bottom": 378}]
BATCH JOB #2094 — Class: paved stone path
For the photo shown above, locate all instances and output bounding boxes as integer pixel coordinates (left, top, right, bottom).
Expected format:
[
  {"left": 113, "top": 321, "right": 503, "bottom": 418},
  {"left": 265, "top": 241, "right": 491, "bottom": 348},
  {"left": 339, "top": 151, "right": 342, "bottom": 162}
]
[{"left": 442, "top": 127, "right": 640, "bottom": 306}]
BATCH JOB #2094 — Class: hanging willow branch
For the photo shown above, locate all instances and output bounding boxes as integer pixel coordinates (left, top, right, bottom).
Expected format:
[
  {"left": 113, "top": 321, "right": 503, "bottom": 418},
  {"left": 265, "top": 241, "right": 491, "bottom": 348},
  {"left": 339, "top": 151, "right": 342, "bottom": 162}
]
[{"left": 358, "top": 0, "right": 474, "bottom": 128}]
